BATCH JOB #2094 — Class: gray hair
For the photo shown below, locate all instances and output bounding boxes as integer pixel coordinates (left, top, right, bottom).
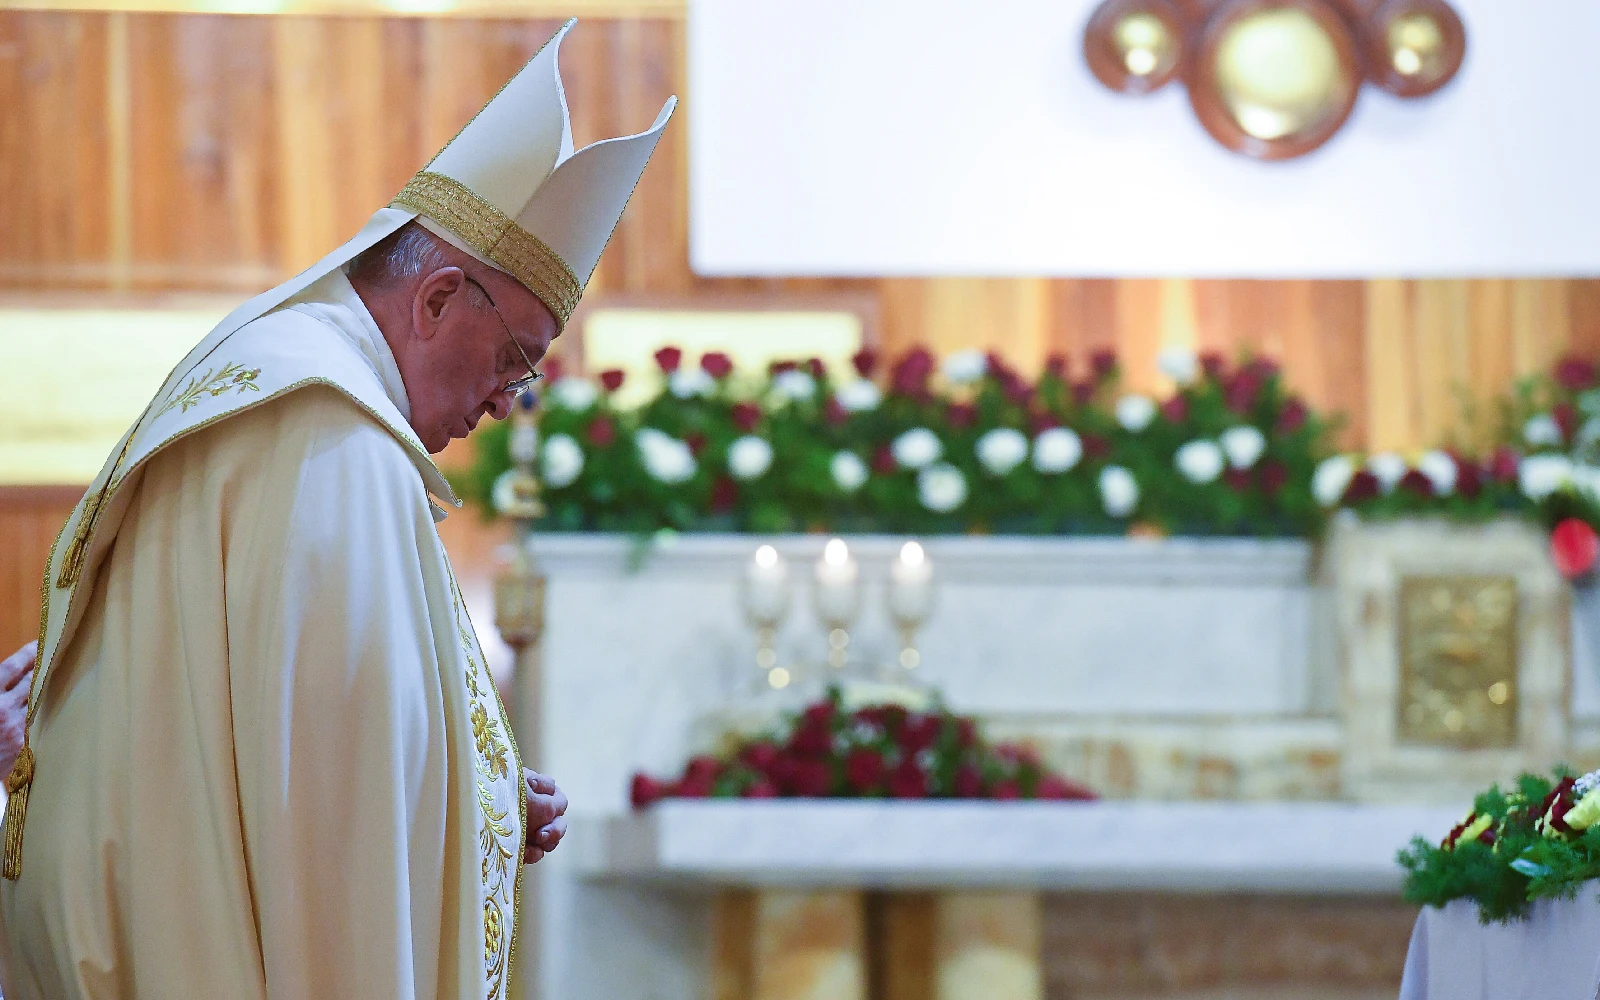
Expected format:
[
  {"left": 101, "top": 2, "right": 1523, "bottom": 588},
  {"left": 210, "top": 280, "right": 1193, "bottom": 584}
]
[{"left": 345, "top": 222, "right": 490, "bottom": 309}]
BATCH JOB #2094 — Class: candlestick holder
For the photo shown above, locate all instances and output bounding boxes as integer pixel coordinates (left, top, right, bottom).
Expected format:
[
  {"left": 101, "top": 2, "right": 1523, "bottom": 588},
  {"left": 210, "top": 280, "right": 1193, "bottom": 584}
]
[
  {"left": 741, "top": 544, "right": 793, "bottom": 690},
  {"left": 887, "top": 540, "right": 935, "bottom": 679},
  {"left": 813, "top": 538, "right": 861, "bottom": 671}
]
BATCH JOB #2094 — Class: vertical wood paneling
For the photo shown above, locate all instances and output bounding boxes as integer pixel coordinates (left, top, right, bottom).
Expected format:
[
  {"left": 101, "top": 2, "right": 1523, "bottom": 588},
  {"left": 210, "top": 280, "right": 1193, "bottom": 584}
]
[{"left": 0, "top": 490, "right": 77, "bottom": 657}]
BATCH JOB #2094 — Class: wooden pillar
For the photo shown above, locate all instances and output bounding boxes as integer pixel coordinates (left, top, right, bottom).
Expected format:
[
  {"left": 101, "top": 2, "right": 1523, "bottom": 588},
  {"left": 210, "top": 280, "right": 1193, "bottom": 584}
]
[{"left": 932, "top": 891, "right": 1041, "bottom": 1000}]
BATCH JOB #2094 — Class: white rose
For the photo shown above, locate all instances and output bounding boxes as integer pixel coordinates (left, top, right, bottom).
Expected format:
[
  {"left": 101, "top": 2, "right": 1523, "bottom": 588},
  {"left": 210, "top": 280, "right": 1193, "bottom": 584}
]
[
  {"left": 917, "top": 462, "right": 969, "bottom": 513},
  {"left": 941, "top": 349, "right": 988, "bottom": 386},
  {"left": 892, "top": 427, "right": 944, "bottom": 469},
  {"left": 1312, "top": 455, "right": 1356, "bottom": 507},
  {"left": 1524, "top": 413, "right": 1564, "bottom": 448},
  {"left": 975, "top": 428, "right": 1029, "bottom": 476},
  {"left": 1099, "top": 465, "right": 1139, "bottom": 518},
  {"left": 1116, "top": 394, "right": 1157, "bottom": 432},
  {"left": 540, "top": 433, "right": 585, "bottom": 488},
  {"left": 1032, "top": 427, "right": 1083, "bottom": 474},
  {"left": 1417, "top": 450, "right": 1458, "bottom": 496},
  {"left": 635, "top": 428, "right": 697, "bottom": 484},
  {"left": 772, "top": 369, "right": 817, "bottom": 401},
  {"left": 1366, "top": 452, "right": 1408, "bottom": 494},
  {"left": 508, "top": 424, "right": 539, "bottom": 465},
  {"left": 550, "top": 376, "right": 600, "bottom": 411},
  {"left": 1156, "top": 346, "right": 1199, "bottom": 384},
  {"left": 668, "top": 368, "right": 716, "bottom": 399},
  {"left": 1174, "top": 440, "right": 1225, "bottom": 484},
  {"left": 727, "top": 435, "right": 774, "bottom": 480},
  {"left": 831, "top": 451, "right": 869, "bottom": 492},
  {"left": 836, "top": 380, "right": 883, "bottom": 413},
  {"left": 1520, "top": 454, "right": 1573, "bottom": 501},
  {"left": 1219, "top": 425, "right": 1266, "bottom": 469},
  {"left": 1575, "top": 463, "right": 1600, "bottom": 501}
]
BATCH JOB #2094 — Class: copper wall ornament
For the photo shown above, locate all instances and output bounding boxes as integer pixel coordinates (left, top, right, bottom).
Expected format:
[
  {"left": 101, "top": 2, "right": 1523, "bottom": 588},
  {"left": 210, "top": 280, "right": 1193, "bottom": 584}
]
[{"left": 1082, "top": 0, "right": 1467, "bottom": 160}]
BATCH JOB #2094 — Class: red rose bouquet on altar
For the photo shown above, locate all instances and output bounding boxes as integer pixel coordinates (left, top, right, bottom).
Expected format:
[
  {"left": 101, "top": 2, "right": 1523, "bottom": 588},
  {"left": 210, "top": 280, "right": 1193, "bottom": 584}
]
[{"left": 629, "top": 689, "right": 1095, "bottom": 806}]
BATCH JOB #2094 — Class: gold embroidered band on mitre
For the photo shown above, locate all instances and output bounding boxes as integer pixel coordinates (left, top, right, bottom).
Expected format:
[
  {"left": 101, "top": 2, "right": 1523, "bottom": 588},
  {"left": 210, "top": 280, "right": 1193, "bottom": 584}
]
[{"left": 392, "top": 171, "right": 583, "bottom": 329}]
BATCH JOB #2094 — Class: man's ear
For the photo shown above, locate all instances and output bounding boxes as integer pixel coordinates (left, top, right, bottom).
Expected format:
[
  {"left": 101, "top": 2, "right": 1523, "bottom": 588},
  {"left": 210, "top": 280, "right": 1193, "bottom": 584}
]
[{"left": 412, "top": 266, "right": 466, "bottom": 343}]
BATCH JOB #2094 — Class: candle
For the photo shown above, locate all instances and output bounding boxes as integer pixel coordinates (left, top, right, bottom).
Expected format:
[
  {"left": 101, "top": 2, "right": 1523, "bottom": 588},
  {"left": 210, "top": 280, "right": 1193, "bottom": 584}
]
[
  {"left": 813, "top": 537, "right": 860, "bottom": 627},
  {"left": 888, "top": 540, "right": 934, "bottom": 624},
  {"left": 742, "top": 544, "right": 790, "bottom": 625}
]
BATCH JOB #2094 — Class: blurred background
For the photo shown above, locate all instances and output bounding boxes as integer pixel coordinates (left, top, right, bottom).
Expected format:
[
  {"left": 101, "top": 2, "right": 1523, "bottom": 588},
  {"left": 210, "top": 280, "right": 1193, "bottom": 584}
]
[{"left": 3, "top": 0, "right": 1599, "bottom": 997}]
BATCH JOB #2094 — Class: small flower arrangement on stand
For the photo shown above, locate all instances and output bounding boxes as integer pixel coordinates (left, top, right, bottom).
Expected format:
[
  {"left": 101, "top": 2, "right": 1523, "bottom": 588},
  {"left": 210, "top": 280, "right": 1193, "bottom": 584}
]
[
  {"left": 460, "top": 343, "right": 1335, "bottom": 538},
  {"left": 1400, "top": 767, "right": 1600, "bottom": 923},
  {"left": 629, "top": 688, "right": 1095, "bottom": 805}
]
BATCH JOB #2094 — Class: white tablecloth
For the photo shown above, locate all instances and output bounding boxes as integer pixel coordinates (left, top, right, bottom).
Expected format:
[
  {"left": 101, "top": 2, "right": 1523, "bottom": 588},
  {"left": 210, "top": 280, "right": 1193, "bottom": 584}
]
[{"left": 1399, "top": 897, "right": 1600, "bottom": 1000}]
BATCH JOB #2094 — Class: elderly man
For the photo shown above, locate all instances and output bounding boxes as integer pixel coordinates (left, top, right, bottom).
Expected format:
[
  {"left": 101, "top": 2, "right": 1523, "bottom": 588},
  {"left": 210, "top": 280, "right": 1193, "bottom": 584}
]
[{"left": 0, "top": 21, "right": 672, "bottom": 1000}]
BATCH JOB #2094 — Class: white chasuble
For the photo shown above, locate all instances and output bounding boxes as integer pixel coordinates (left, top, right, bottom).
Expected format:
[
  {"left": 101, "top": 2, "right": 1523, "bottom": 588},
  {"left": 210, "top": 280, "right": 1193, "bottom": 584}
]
[{"left": 0, "top": 271, "right": 525, "bottom": 1000}]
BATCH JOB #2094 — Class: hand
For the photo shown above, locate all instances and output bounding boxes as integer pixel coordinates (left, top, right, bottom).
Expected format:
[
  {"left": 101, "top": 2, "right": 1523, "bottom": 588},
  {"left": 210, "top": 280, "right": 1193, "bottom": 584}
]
[
  {"left": 0, "top": 642, "right": 35, "bottom": 778},
  {"left": 524, "top": 768, "right": 568, "bottom": 864}
]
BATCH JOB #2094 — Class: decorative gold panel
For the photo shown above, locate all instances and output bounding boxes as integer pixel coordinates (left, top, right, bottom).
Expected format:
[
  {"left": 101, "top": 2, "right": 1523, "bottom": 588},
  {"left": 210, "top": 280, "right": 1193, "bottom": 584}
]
[{"left": 1397, "top": 575, "right": 1518, "bottom": 748}]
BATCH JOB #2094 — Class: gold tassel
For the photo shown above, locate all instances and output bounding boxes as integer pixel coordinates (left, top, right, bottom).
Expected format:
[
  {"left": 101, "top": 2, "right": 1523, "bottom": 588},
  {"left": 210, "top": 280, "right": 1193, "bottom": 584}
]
[
  {"left": 55, "top": 527, "right": 89, "bottom": 590},
  {"left": 2, "top": 745, "right": 35, "bottom": 880}
]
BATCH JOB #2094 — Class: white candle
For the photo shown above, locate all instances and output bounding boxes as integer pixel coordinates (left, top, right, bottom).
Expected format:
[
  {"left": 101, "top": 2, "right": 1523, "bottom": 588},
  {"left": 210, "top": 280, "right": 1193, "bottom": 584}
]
[
  {"left": 813, "top": 537, "right": 860, "bottom": 626},
  {"left": 742, "top": 544, "right": 790, "bottom": 625},
  {"left": 888, "top": 540, "right": 935, "bottom": 623}
]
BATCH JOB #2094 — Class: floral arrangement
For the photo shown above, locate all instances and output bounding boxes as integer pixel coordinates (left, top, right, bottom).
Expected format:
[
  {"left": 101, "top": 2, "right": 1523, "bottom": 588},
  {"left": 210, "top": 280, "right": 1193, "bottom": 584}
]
[
  {"left": 1399, "top": 767, "right": 1600, "bottom": 923},
  {"left": 461, "top": 344, "right": 1335, "bottom": 537},
  {"left": 1310, "top": 354, "right": 1600, "bottom": 577},
  {"left": 629, "top": 689, "right": 1095, "bottom": 805}
]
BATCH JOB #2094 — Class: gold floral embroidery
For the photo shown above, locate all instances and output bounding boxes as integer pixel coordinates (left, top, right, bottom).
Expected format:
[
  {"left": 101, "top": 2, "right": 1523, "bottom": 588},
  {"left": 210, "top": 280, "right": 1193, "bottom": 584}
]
[
  {"left": 157, "top": 362, "right": 262, "bottom": 418},
  {"left": 450, "top": 580, "right": 521, "bottom": 1000}
]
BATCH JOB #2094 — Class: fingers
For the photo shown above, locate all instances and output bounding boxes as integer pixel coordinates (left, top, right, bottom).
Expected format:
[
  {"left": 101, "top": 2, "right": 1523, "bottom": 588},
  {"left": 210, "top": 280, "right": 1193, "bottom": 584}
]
[
  {"left": 535, "top": 815, "right": 566, "bottom": 852},
  {"left": 525, "top": 845, "right": 545, "bottom": 864},
  {"left": 0, "top": 642, "right": 37, "bottom": 692},
  {"left": 524, "top": 768, "right": 557, "bottom": 797}
]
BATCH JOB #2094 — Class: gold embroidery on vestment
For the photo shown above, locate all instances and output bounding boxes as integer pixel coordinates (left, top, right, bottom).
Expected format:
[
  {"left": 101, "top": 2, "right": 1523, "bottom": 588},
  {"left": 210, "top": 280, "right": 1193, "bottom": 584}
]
[{"left": 157, "top": 362, "right": 262, "bottom": 418}]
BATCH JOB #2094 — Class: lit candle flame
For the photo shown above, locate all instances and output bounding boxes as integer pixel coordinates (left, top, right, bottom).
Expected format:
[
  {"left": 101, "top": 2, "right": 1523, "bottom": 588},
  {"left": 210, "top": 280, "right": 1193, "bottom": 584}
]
[
  {"left": 824, "top": 538, "right": 850, "bottom": 566},
  {"left": 755, "top": 544, "right": 779, "bottom": 569}
]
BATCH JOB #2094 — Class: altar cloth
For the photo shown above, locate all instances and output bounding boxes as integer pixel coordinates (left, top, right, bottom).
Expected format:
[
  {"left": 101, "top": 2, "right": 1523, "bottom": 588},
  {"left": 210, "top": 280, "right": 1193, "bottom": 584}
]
[{"left": 1399, "top": 897, "right": 1600, "bottom": 1000}]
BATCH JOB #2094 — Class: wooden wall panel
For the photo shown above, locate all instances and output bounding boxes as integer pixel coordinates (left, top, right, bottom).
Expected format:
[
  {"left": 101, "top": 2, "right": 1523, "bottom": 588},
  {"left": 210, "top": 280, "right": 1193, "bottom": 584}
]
[{"left": 0, "top": 489, "right": 77, "bottom": 657}]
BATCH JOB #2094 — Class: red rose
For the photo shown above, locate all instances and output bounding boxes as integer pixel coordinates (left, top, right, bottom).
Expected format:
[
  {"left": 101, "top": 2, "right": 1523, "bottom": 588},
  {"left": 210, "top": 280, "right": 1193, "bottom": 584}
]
[
  {"left": 1161, "top": 394, "right": 1189, "bottom": 424},
  {"left": 803, "top": 701, "right": 836, "bottom": 728},
  {"left": 887, "top": 759, "right": 929, "bottom": 799},
  {"left": 701, "top": 352, "right": 734, "bottom": 379},
  {"left": 844, "top": 748, "right": 886, "bottom": 792},
  {"left": 953, "top": 763, "right": 984, "bottom": 797},
  {"left": 541, "top": 356, "right": 566, "bottom": 382},
  {"left": 1490, "top": 447, "right": 1521, "bottom": 483},
  {"left": 1081, "top": 433, "right": 1111, "bottom": 460},
  {"left": 1399, "top": 469, "right": 1434, "bottom": 497},
  {"left": 1551, "top": 518, "right": 1599, "bottom": 579},
  {"left": 743, "top": 778, "right": 779, "bottom": 799},
  {"left": 1225, "top": 370, "right": 1263, "bottom": 414},
  {"left": 654, "top": 346, "right": 683, "bottom": 373},
  {"left": 897, "top": 714, "right": 942, "bottom": 754},
  {"left": 872, "top": 445, "right": 898, "bottom": 475},
  {"left": 852, "top": 348, "right": 880, "bottom": 378},
  {"left": 1555, "top": 402, "right": 1579, "bottom": 442},
  {"left": 992, "top": 780, "right": 1022, "bottom": 800},
  {"left": 807, "top": 357, "right": 827, "bottom": 379},
  {"left": 954, "top": 718, "right": 978, "bottom": 749},
  {"left": 947, "top": 403, "right": 978, "bottom": 429},
  {"left": 1001, "top": 373, "right": 1034, "bottom": 407},
  {"left": 711, "top": 476, "right": 738, "bottom": 513},
  {"left": 1200, "top": 351, "right": 1226, "bottom": 380},
  {"left": 1224, "top": 468, "right": 1253, "bottom": 493},
  {"left": 790, "top": 720, "right": 832, "bottom": 756},
  {"left": 1555, "top": 356, "right": 1597, "bottom": 392},
  {"left": 1540, "top": 777, "right": 1578, "bottom": 835},
  {"left": 1259, "top": 459, "right": 1289, "bottom": 497},
  {"left": 599, "top": 369, "right": 626, "bottom": 392},
  {"left": 892, "top": 347, "right": 936, "bottom": 395},
  {"left": 630, "top": 773, "right": 667, "bottom": 809},
  {"left": 1090, "top": 349, "right": 1118, "bottom": 380},
  {"left": 1036, "top": 775, "right": 1095, "bottom": 801},
  {"left": 1044, "top": 354, "right": 1068, "bottom": 380},
  {"left": 1276, "top": 397, "right": 1309, "bottom": 435},
  {"left": 825, "top": 398, "right": 849, "bottom": 427},
  {"left": 677, "top": 772, "right": 714, "bottom": 798},
  {"left": 685, "top": 432, "right": 707, "bottom": 457},
  {"left": 586, "top": 416, "right": 617, "bottom": 448},
  {"left": 770, "top": 359, "right": 799, "bottom": 375},
  {"left": 1029, "top": 411, "right": 1061, "bottom": 434},
  {"left": 732, "top": 402, "right": 762, "bottom": 433},
  {"left": 1454, "top": 456, "right": 1482, "bottom": 499},
  {"left": 743, "top": 742, "right": 781, "bottom": 772},
  {"left": 1071, "top": 381, "right": 1097, "bottom": 407},
  {"left": 1342, "top": 470, "right": 1381, "bottom": 505},
  {"left": 685, "top": 756, "right": 720, "bottom": 783},
  {"left": 791, "top": 760, "right": 833, "bottom": 797}
]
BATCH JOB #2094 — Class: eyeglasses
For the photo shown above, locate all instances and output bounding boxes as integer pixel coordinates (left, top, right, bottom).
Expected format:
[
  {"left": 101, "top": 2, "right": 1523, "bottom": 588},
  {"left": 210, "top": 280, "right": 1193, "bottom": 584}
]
[{"left": 464, "top": 275, "right": 544, "bottom": 397}]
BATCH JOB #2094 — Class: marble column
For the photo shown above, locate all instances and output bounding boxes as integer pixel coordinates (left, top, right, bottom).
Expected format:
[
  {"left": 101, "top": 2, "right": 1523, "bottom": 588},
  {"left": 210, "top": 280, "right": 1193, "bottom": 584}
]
[{"left": 714, "top": 889, "right": 867, "bottom": 1000}]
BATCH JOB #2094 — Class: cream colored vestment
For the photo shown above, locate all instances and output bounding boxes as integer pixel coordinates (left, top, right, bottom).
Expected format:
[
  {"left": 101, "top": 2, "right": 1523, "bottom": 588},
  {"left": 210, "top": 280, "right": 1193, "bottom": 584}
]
[{"left": 0, "top": 272, "right": 525, "bottom": 1000}]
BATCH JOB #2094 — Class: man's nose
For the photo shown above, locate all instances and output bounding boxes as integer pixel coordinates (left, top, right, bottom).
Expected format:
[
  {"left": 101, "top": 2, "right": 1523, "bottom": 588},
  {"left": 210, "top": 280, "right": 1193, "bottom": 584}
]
[{"left": 486, "top": 392, "right": 514, "bottom": 421}]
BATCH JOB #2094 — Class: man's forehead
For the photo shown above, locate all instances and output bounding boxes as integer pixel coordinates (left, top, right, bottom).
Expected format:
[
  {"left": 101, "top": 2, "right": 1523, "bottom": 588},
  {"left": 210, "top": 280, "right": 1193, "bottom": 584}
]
[{"left": 484, "top": 268, "right": 559, "bottom": 341}]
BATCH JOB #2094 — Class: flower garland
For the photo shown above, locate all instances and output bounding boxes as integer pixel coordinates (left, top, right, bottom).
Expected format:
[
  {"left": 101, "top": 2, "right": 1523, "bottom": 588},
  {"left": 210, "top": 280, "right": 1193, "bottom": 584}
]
[
  {"left": 1399, "top": 768, "right": 1600, "bottom": 922},
  {"left": 461, "top": 344, "right": 1334, "bottom": 537},
  {"left": 1312, "top": 354, "right": 1600, "bottom": 578},
  {"left": 629, "top": 688, "right": 1095, "bottom": 805}
]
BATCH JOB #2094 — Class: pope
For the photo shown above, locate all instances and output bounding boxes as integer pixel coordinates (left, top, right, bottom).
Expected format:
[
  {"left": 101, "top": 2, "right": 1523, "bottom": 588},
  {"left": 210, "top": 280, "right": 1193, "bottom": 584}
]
[{"left": 0, "top": 21, "right": 672, "bottom": 1000}]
